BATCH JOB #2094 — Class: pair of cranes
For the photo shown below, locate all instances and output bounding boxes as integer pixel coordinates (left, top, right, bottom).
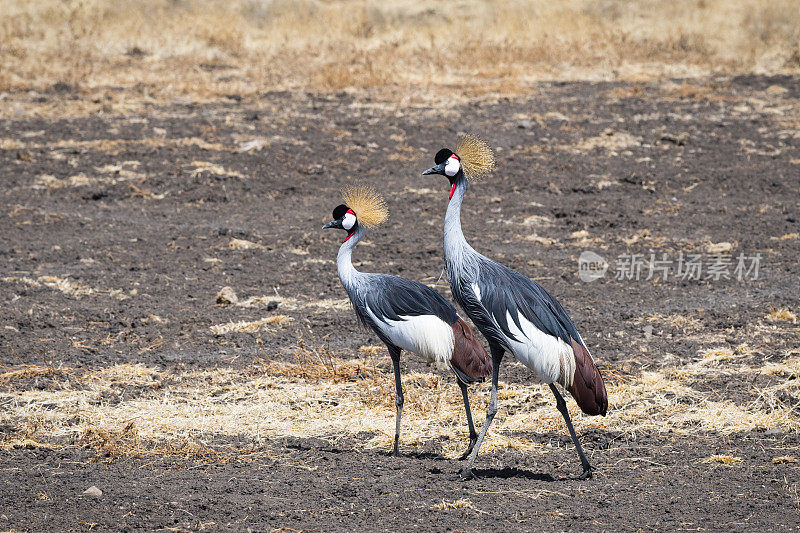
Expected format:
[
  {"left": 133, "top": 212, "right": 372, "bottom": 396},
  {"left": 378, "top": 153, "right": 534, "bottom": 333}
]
[{"left": 322, "top": 135, "right": 607, "bottom": 481}]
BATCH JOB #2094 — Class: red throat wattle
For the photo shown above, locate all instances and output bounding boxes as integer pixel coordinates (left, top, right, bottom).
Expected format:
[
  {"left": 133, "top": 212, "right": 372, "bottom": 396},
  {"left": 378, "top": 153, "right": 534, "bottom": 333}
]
[
  {"left": 343, "top": 231, "right": 354, "bottom": 242},
  {"left": 449, "top": 182, "right": 456, "bottom": 200}
]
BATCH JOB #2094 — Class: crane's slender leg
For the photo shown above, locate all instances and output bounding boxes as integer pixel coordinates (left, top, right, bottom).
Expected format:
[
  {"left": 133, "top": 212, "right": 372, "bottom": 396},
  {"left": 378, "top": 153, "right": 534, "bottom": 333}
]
[
  {"left": 456, "top": 345, "right": 504, "bottom": 480},
  {"left": 549, "top": 383, "right": 593, "bottom": 479},
  {"left": 388, "top": 345, "right": 404, "bottom": 457},
  {"left": 457, "top": 380, "right": 478, "bottom": 460}
]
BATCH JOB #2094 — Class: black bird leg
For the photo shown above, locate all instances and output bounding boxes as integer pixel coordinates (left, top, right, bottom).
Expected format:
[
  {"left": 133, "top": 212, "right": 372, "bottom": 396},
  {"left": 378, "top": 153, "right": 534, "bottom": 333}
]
[
  {"left": 457, "top": 380, "right": 478, "bottom": 460},
  {"left": 549, "top": 383, "right": 593, "bottom": 479},
  {"left": 388, "top": 345, "right": 404, "bottom": 457},
  {"left": 456, "top": 345, "right": 504, "bottom": 480}
]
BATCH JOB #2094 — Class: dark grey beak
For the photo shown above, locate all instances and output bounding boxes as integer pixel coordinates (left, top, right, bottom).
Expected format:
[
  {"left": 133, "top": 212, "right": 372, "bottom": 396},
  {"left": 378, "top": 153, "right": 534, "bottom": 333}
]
[
  {"left": 422, "top": 162, "right": 446, "bottom": 176},
  {"left": 322, "top": 220, "right": 342, "bottom": 230}
]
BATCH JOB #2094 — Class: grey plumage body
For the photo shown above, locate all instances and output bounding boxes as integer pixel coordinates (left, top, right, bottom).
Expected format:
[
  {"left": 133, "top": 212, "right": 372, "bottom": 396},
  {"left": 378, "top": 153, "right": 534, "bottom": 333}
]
[
  {"left": 338, "top": 225, "right": 457, "bottom": 344},
  {"left": 445, "top": 180, "right": 583, "bottom": 386},
  {"left": 333, "top": 223, "right": 490, "bottom": 457},
  {"left": 439, "top": 173, "right": 607, "bottom": 480}
]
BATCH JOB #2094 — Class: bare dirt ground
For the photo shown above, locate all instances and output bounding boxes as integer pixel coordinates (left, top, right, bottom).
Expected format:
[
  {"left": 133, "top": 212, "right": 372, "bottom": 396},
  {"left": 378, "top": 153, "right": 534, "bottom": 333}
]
[{"left": 1, "top": 76, "right": 799, "bottom": 531}]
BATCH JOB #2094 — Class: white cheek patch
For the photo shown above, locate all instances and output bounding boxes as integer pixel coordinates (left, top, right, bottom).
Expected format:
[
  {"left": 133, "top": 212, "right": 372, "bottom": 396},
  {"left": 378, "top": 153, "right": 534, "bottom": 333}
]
[
  {"left": 445, "top": 156, "right": 461, "bottom": 177},
  {"left": 342, "top": 212, "right": 356, "bottom": 230}
]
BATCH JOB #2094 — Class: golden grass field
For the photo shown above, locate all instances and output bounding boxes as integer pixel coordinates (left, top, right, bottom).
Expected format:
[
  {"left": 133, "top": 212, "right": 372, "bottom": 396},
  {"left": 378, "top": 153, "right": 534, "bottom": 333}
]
[
  {"left": 1, "top": 2, "right": 799, "bottom": 529},
  {"left": 3, "top": 310, "right": 798, "bottom": 462},
  {"left": 1, "top": 0, "right": 800, "bottom": 99}
]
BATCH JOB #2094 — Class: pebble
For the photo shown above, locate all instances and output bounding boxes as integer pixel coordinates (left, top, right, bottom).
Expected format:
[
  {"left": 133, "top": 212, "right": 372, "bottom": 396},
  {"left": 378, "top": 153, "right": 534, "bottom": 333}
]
[
  {"left": 766, "top": 85, "right": 788, "bottom": 95},
  {"left": 83, "top": 486, "right": 102, "bottom": 498},
  {"left": 216, "top": 286, "right": 238, "bottom": 306},
  {"left": 660, "top": 132, "right": 689, "bottom": 145},
  {"left": 705, "top": 242, "right": 733, "bottom": 254}
]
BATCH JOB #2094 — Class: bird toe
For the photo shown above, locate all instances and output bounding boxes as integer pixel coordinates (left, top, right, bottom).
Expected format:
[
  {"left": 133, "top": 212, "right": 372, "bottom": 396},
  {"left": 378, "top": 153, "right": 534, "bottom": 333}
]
[
  {"left": 450, "top": 468, "right": 476, "bottom": 481},
  {"left": 572, "top": 467, "right": 593, "bottom": 481}
]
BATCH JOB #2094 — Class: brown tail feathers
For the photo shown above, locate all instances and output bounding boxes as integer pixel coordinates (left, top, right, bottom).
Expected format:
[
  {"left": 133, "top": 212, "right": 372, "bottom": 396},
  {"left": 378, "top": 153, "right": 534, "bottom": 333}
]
[
  {"left": 567, "top": 337, "right": 608, "bottom": 416},
  {"left": 450, "top": 318, "right": 492, "bottom": 384}
]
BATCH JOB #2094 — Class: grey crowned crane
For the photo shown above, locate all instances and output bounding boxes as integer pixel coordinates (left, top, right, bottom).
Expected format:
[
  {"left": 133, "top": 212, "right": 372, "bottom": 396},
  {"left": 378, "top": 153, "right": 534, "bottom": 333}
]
[
  {"left": 322, "top": 184, "right": 492, "bottom": 458},
  {"left": 422, "top": 135, "right": 608, "bottom": 480}
]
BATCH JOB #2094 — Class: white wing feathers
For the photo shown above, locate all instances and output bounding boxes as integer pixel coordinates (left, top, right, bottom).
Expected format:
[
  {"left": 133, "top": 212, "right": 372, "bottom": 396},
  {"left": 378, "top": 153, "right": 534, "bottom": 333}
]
[
  {"left": 365, "top": 306, "right": 454, "bottom": 368},
  {"left": 473, "top": 283, "right": 574, "bottom": 386}
]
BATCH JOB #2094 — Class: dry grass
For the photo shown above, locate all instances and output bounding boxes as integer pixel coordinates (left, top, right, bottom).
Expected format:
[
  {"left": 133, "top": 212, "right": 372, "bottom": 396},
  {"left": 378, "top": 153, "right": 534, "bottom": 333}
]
[
  {"left": 570, "top": 129, "right": 642, "bottom": 153},
  {"left": 701, "top": 454, "right": 742, "bottom": 465},
  {"left": 0, "top": 364, "right": 70, "bottom": 384},
  {"left": 1, "top": 339, "right": 798, "bottom": 460},
  {"left": 766, "top": 308, "right": 798, "bottom": 323},
  {"left": 1, "top": 0, "right": 799, "bottom": 99},
  {"left": 763, "top": 356, "right": 800, "bottom": 377},
  {"left": 236, "top": 294, "right": 351, "bottom": 312},
  {"left": 641, "top": 313, "right": 703, "bottom": 332},
  {"left": 211, "top": 292, "right": 353, "bottom": 316},
  {"left": 4, "top": 137, "right": 226, "bottom": 152},
  {"left": 262, "top": 339, "right": 376, "bottom": 383},
  {"left": 2, "top": 274, "right": 129, "bottom": 300},
  {"left": 431, "top": 498, "right": 479, "bottom": 511},
  {"left": 189, "top": 161, "right": 244, "bottom": 179},
  {"left": 358, "top": 345, "right": 384, "bottom": 356},
  {"left": 209, "top": 314, "right": 292, "bottom": 335},
  {"left": 2, "top": 275, "right": 93, "bottom": 298},
  {"left": 79, "top": 423, "right": 237, "bottom": 462}
]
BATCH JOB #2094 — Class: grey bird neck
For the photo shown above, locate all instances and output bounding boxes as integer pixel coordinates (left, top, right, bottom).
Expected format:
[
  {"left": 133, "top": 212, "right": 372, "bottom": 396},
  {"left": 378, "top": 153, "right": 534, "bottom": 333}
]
[
  {"left": 337, "top": 224, "right": 367, "bottom": 296},
  {"left": 444, "top": 174, "right": 479, "bottom": 282}
]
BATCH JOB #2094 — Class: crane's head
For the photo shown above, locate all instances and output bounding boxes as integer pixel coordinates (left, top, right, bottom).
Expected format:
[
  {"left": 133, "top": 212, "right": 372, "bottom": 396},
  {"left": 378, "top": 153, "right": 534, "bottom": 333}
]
[
  {"left": 422, "top": 134, "right": 495, "bottom": 199},
  {"left": 322, "top": 204, "right": 359, "bottom": 241},
  {"left": 322, "top": 184, "right": 388, "bottom": 242},
  {"left": 422, "top": 148, "right": 462, "bottom": 199}
]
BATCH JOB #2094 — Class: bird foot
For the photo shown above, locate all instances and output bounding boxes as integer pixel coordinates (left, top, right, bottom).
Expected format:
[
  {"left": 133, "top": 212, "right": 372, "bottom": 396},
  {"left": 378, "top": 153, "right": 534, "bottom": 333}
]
[
  {"left": 449, "top": 468, "right": 477, "bottom": 481},
  {"left": 570, "top": 466, "right": 593, "bottom": 480},
  {"left": 389, "top": 435, "right": 401, "bottom": 457}
]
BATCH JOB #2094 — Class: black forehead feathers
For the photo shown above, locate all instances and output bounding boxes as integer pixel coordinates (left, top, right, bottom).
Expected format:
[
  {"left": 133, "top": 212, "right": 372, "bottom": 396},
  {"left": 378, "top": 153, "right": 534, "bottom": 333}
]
[
  {"left": 434, "top": 148, "right": 453, "bottom": 165},
  {"left": 332, "top": 204, "right": 350, "bottom": 220}
]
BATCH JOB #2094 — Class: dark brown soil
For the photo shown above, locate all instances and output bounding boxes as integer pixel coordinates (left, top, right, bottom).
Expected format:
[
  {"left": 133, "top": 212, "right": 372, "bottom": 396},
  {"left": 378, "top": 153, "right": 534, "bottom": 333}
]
[
  {"left": 2, "top": 431, "right": 798, "bottom": 532},
  {"left": 1, "top": 75, "right": 799, "bottom": 531}
]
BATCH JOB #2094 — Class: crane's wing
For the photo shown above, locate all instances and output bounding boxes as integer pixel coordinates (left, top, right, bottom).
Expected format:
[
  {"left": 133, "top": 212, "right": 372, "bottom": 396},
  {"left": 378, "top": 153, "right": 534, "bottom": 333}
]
[
  {"left": 363, "top": 274, "right": 458, "bottom": 325},
  {"left": 472, "top": 260, "right": 607, "bottom": 416},
  {"left": 358, "top": 274, "right": 491, "bottom": 383},
  {"left": 474, "top": 260, "right": 582, "bottom": 347}
]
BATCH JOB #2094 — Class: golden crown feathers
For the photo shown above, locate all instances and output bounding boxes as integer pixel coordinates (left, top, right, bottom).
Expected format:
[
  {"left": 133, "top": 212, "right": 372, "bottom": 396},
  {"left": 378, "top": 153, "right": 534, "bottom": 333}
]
[
  {"left": 341, "top": 184, "right": 389, "bottom": 228},
  {"left": 456, "top": 133, "right": 495, "bottom": 181}
]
